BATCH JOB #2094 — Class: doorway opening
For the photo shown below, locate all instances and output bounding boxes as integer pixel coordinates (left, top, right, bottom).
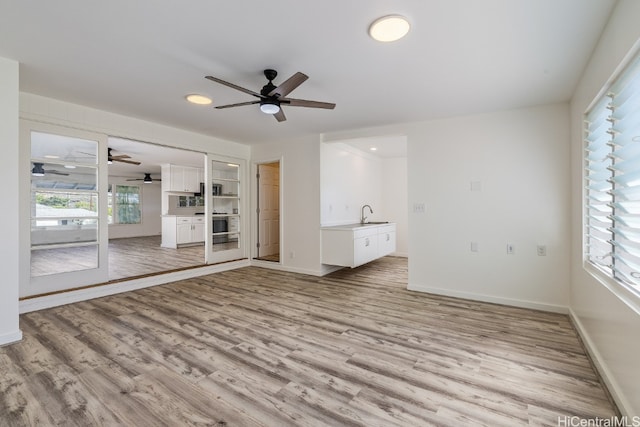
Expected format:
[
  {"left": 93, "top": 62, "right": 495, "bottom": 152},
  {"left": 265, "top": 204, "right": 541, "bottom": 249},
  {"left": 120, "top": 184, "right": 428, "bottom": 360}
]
[{"left": 255, "top": 161, "right": 280, "bottom": 262}]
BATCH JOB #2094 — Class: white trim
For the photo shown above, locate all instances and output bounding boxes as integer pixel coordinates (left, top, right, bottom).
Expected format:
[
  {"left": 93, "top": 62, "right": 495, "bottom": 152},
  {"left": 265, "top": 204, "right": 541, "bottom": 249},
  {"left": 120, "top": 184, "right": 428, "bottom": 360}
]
[
  {"left": 0, "top": 330, "right": 23, "bottom": 347},
  {"left": 20, "top": 259, "right": 250, "bottom": 313},
  {"left": 569, "top": 308, "right": 633, "bottom": 417},
  {"left": 583, "top": 262, "right": 640, "bottom": 316},
  {"left": 407, "top": 283, "right": 569, "bottom": 314},
  {"left": 250, "top": 259, "right": 327, "bottom": 277}
]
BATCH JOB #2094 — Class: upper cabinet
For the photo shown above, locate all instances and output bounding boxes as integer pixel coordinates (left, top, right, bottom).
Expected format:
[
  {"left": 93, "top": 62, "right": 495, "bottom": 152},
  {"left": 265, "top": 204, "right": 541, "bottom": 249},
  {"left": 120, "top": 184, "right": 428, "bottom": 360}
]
[{"left": 162, "top": 164, "right": 203, "bottom": 193}]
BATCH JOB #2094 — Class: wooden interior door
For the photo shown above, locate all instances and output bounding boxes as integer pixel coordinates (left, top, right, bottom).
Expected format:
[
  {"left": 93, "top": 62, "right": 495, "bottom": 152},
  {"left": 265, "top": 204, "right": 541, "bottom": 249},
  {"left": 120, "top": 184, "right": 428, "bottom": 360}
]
[{"left": 257, "top": 162, "right": 280, "bottom": 260}]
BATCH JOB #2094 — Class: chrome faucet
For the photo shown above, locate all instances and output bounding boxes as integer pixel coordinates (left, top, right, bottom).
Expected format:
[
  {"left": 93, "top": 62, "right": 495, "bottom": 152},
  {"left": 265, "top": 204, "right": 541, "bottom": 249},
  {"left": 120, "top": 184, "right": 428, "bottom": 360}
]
[{"left": 361, "top": 204, "right": 373, "bottom": 224}]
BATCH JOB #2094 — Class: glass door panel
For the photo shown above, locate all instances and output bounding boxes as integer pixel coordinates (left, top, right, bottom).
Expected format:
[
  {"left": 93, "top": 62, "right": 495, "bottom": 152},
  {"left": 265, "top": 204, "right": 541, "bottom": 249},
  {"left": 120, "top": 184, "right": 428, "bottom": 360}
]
[
  {"left": 209, "top": 159, "right": 243, "bottom": 261},
  {"left": 25, "top": 123, "right": 108, "bottom": 296}
]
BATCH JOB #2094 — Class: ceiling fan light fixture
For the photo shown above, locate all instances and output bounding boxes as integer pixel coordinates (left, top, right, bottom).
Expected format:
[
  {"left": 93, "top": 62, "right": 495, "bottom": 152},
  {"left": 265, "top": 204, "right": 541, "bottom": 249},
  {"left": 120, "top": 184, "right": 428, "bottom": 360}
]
[
  {"left": 143, "top": 173, "right": 153, "bottom": 183},
  {"left": 31, "top": 163, "right": 45, "bottom": 176},
  {"left": 260, "top": 101, "right": 280, "bottom": 114},
  {"left": 185, "top": 94, "right": 213, "bottom": 105},
  {"left": 369, "top": 15, "right": 410, "bottom": 42}
]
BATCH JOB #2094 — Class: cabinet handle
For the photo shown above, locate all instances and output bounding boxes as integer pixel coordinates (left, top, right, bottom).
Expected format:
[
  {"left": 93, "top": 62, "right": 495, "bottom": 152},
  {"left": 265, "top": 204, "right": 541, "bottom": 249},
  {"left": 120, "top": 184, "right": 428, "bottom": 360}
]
[
  {"left": 365, "top": 237, "right": 370, "bottom": 247},
  {"left": 386, "top": 233, "right": 390, "bottom": 242}
]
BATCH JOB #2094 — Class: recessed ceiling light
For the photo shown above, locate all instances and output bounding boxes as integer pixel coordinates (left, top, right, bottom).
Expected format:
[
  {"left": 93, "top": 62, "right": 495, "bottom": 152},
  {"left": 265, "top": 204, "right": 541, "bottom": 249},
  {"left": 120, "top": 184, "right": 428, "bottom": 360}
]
[
  {"left": 370, "top": 147, "right": 378, "bottom": 151},
  {"left": 64, "top": 164, "right": 77, "bottom": 169},
  {"left": 44, "top": 154, "right": 60, "bottom": 159},
  {"left": 369, "top": 15, "right": 410, "bottom": 42},
  {"left": 185, "top": 94, "right": 213, "bottom": 105}
]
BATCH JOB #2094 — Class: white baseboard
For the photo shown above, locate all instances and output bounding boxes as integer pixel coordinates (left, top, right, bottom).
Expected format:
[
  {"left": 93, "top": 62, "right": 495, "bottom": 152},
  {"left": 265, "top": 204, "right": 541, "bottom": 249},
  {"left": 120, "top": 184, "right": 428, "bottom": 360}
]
[
  {"left": 407, "top": 283, "right": 569, "bottom": 314},
  {"left": 569, "top": 308, "right": 633, "bottom": 417},
  {"left": 0, "top": 330, "right": 23, "bottom": 347},
  {"left": 250, "top": 259, "right": 326, "bottom": 277},
  {"left": 20, "top": 260, "right": 250, "bottom": 314}
]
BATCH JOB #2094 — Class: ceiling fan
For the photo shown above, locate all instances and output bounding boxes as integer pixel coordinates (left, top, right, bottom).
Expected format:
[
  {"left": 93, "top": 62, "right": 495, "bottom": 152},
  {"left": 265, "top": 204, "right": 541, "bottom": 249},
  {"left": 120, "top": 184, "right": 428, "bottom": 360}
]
[
  {"left": 205, "top": 69, "right": 336, "bottom": 122},
  {"left": 126, "top": 173, "right": 161, "bottom": 184},
  {"left": 108, "top": 148, "right": 141, "bottom": 165},
  {"left": 31, "top": 162, "right": 69, "bottom": 176}
]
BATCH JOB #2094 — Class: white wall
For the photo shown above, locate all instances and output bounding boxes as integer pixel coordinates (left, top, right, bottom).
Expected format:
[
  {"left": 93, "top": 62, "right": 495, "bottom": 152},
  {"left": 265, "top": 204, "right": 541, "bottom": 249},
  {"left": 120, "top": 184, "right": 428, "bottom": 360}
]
[
  {"left": 251, "top": 136, "right": 322, "bottom": 275},
  {"left": 381, "top": 157, "right": 408, "bottom": 257},
  {"left": 20, "top": 93, "right": 249, "bottom": 159},
  {"left": 406, "top": 104, "right": 571, "bottom": 311},
  {"left": 569, "top": 0, "right": 640, "bottom": 416},
  {"left": 320, "top": 142, "right": 383, "bottom": 225},
  {"left": 0, "top": 57, "right": 22, "bottom": 345}
]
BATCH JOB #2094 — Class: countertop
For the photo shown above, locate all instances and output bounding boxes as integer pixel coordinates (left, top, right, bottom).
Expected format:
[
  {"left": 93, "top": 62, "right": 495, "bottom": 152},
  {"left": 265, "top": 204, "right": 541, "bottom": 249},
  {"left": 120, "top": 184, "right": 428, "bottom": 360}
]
[{"left": 321, "top": 222, "right": 394, "bottom": 231}]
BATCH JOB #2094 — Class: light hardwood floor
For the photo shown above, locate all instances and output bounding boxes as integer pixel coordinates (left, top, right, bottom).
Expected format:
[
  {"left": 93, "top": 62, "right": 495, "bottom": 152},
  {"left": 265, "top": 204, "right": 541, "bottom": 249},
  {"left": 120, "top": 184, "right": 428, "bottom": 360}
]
[
  {"left": 31, "top": 236, "right": 205, "bottom": 282},
  {"left": 2, "top": 257, "right": 618, "bottom": 426}
]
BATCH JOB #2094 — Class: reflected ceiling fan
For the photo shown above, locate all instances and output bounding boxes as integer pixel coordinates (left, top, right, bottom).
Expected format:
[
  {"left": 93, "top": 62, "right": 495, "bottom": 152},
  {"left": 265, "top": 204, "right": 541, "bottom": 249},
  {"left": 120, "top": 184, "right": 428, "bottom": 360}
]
[
  {"left": 205, "top": 69, "right": 336, "bottom": 122},
  {"left": 108, "top": 148, "right": 141, "bottom": 165},
  {"left": 31, "top": 162, "right": 69, "bottom": 176},
  {"left": 126, "top": 173, "right": 161, "bottom": 184}
]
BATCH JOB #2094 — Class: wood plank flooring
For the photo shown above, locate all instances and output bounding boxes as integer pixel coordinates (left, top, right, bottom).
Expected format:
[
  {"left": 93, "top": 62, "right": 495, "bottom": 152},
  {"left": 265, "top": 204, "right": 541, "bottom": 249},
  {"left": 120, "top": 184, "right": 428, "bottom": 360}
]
[
  {"left": 30, "top": 236, "right": 204, "bottom": 281},
  {"left": 2, "top": 257, "right": 618, "bottom": 426}
]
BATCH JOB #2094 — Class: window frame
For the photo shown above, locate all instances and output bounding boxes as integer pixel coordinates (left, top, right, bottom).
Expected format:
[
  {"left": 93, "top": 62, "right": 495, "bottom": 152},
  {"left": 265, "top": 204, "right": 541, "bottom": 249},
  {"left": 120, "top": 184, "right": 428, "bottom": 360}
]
[
  {"left": 583, "top": 52, "right": 640, "bottom": 307},
  {"left": 108, "top": 183, "right": 142, "bottom": 225}
]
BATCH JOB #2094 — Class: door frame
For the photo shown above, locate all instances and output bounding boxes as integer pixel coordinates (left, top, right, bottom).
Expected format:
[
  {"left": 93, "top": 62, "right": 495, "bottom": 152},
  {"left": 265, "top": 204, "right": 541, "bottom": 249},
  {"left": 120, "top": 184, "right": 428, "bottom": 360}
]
[{"left": 252, "top": 158, "right": 283, "bottom": 263}]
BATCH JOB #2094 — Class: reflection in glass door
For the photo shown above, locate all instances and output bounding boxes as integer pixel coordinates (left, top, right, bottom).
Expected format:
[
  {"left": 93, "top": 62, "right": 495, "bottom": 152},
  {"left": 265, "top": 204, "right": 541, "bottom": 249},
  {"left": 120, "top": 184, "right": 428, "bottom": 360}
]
[
  {"left": 25, "top": 124, "right": 108, "bottom": 296},
  {"left": 209, "top": 159, "right": 244, "bottom": 263}
]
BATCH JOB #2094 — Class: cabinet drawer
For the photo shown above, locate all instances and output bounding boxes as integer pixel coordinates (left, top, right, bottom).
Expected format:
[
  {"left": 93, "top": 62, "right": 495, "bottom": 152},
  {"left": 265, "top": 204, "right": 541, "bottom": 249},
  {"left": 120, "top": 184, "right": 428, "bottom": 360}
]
[
  {"left": 378, "top": 224, "right": 396, "bottom": 234},
  {"left": 192, "top": 217, "right": 205, "bottom": 224},
  {"left": 354, "top": 227, "right": 379, "bottom": 239},
  {"left": 177, "top": 217, "right": 192, "bottom": 224}
]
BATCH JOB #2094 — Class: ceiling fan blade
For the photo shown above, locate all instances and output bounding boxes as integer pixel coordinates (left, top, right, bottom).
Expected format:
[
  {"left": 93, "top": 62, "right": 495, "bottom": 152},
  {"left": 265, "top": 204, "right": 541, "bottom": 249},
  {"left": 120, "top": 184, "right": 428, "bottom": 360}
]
[
  {"left": 45, "top": 170, "right": 70, "bottom": 176},
  {"left": 76, "top": 151, "right": 96, "bottom": 157},
  {"left": 111, "top": 154, "right": 131, "bottom": 159},
  {"left": 125, "top": 178, "right": 142, "bottom": 181},
  {"left": 284, "top": 98, "right": 336, "bottom": 109},
  {"left": 205, "top": 76, "right": 263, "bottom": 98},
  {"left": 114, "top": 159, "right": 141, "bottom": 165},
  {"left": 268, "top": 72, "right": 308, "bottom": 98},
  {"left": 215, "top": 100, "right": 260, "bottom": 109},
  {"left": 273, "top": 108, "right": 286, "bottom": 122}
]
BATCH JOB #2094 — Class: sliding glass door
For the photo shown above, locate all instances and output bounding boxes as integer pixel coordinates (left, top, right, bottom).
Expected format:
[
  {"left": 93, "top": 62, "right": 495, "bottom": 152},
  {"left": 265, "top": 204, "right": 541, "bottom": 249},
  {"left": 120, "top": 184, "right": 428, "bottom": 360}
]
[
  {"left": 207, "top": 157, "right": 245, "bottom": 264},
  {"left": 22, "top": 121, "right": 108, "bottom": 297}
]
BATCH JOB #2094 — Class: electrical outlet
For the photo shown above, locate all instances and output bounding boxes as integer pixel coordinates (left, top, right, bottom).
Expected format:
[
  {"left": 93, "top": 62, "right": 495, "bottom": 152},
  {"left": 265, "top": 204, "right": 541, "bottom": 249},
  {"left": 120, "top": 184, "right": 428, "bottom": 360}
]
[
  {"left": 506, "top": 244, "right": 515, "bottom": 254},
  {"left": 537, "top": 245, "right": 547, "bottom": 256},
  {"left": 470, "top": 242, "right": 478, "bottom": 252}
]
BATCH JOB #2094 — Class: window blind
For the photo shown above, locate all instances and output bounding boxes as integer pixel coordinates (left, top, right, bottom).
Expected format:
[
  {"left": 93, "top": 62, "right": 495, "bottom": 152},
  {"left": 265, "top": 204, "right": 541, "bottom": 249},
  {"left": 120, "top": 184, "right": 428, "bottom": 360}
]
[{"left": 585, "top": 55, "right": 640, "bottom": 290}]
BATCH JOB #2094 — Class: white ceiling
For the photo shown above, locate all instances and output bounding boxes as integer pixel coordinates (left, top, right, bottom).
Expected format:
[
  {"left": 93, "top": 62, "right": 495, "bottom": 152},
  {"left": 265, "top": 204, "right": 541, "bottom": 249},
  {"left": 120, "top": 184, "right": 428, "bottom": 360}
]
[{"left": 1, "top": 0, "right": 615, "bottom": 152}]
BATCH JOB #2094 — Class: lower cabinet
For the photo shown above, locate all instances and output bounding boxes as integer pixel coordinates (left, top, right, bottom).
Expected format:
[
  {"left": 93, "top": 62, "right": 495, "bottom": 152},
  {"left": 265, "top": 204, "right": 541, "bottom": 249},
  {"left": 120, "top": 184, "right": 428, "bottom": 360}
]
[
  {"left": 162, "top": 216, "right": 205, "bottom": 248},
  {"left": 322, "top": 223, "right": 396, "bottom": 268}
]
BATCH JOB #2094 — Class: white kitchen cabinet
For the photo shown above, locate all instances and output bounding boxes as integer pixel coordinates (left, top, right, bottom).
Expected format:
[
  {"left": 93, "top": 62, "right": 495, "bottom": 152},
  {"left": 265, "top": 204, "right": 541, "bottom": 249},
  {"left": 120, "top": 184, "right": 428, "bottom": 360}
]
[
  {"left": 377, "top": 224, "right": 396, "bottom": 257},
  {"left": 163, "top": 164, "right": 202, "bottom": 193},
  {"left": 321, "top": 223, "right": 396, "bottom": 268},
  {"left": 162, "top": 216, "right": 205, "bottom": 248}
]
